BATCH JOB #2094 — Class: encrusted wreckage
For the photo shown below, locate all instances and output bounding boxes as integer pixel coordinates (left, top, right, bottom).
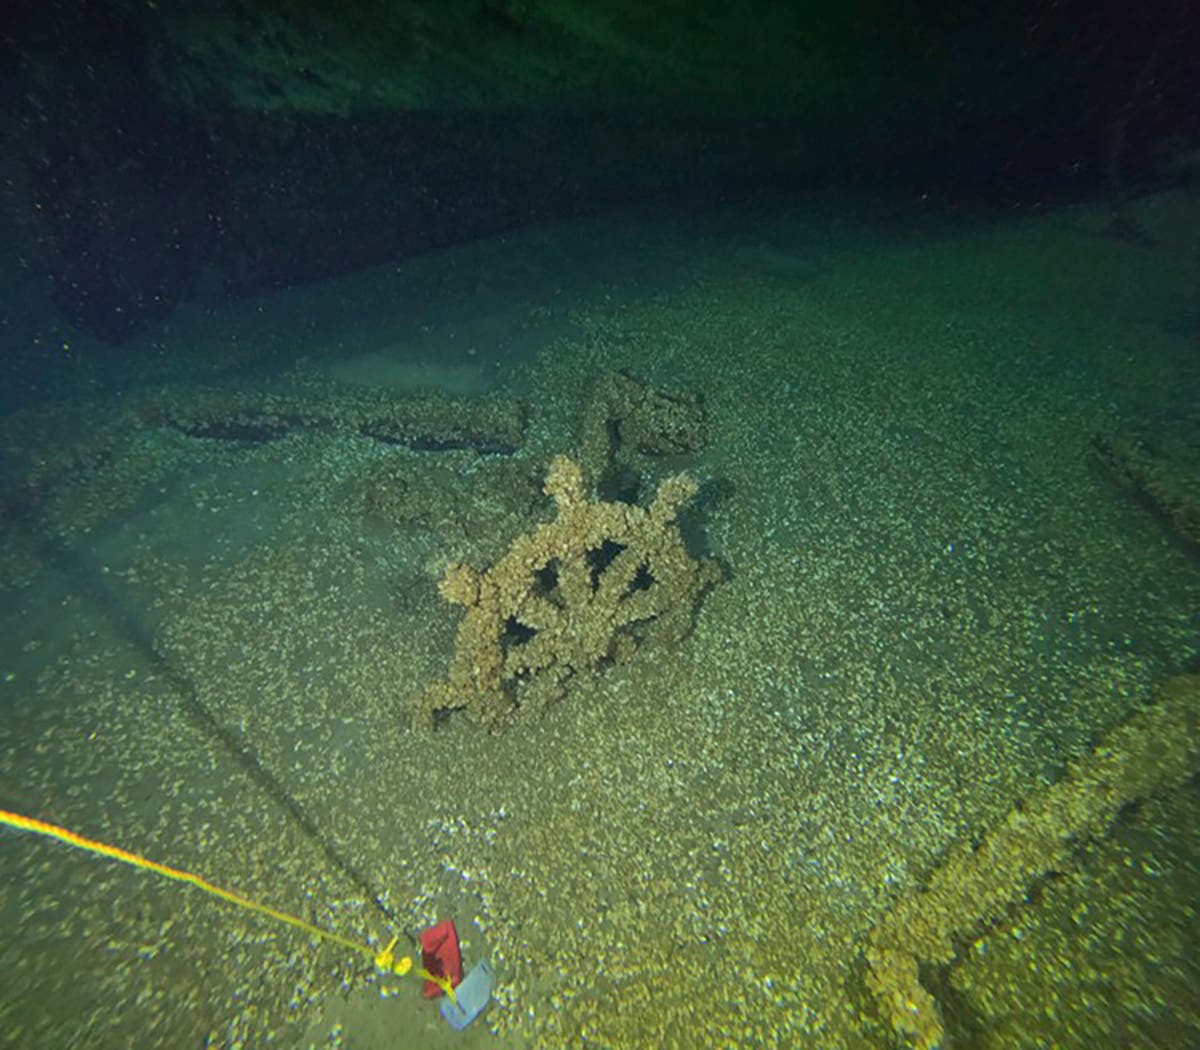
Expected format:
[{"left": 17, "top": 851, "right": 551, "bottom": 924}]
[
  {"left": 865, "top": 674, "right": 1200, "bottom": 1050},
  {"left": 1096, "top": 415, "right": 1200, "bottom": 550},
  {"left": 415, "top": 454, "right": 719, "bottom": 729},
  {"left": 579, "top": 369, "right": 706, "bottom": 495}
]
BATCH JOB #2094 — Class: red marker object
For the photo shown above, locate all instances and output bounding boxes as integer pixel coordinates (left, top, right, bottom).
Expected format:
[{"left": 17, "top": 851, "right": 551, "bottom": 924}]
[{"left": 420, "top": 920, "right": 463, "bottom": 999}]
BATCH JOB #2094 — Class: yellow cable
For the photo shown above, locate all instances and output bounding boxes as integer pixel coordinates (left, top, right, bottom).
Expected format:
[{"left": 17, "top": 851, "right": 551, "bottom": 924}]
[{"left": 0, "top": 807, "right": 412, "bottom": 976}]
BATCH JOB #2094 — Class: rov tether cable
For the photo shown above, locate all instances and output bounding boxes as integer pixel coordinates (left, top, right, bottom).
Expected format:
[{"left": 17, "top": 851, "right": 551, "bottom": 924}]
[
  {"left": 9, "top": 502, "right": 400, "bottom": 932},
  {"left": 0, "top": 806, "right": 456, "bottom": 1001}
]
